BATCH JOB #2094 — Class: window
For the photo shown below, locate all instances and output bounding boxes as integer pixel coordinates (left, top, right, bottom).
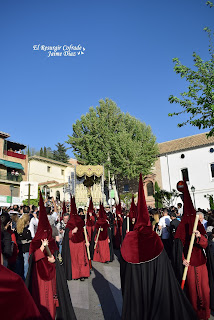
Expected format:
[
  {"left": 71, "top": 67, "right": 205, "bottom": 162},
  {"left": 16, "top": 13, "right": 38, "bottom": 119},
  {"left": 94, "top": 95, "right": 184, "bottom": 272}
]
[
  {"left": 124, "top": 184, "right": 129, "bottom": 192},
  {"left": 147, "top": 181, "right": 154, "bottom": 196},
  {"left": 61, "top": 169, "right": 64, "bottom": 175},
  {"left": 56, "top": 190, "right": 60, "bottom": 201},
  {"left": 210, "top": 164, "right": 214, "bottom": 178},
  {"left": 47, "top": 166, "right": 51, "bottom": 173},
  {"left": 181, "top": 168, "right": 189, "bottom": 181}
]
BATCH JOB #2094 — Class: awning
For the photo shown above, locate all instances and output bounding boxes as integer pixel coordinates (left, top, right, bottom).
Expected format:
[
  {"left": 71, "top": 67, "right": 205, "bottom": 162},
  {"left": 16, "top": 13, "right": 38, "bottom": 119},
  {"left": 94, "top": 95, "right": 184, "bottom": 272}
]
[{"left": 0, "top": 159, "right": 24, "bottom": 170}]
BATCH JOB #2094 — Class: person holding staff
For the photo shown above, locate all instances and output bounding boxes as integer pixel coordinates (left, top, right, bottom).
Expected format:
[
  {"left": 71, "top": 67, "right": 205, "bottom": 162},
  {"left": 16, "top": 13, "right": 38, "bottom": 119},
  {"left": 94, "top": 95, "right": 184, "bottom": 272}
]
[{"left": 173, "top": 180, "right": 213, "bottom": 320}]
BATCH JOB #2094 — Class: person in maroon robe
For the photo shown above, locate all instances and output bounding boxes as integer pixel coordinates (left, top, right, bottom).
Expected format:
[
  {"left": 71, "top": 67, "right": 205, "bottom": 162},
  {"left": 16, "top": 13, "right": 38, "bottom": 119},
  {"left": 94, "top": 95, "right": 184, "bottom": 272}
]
[
  {"left": 0, "top": 220, "right": 42, "bottom": 320},
  {"left": 62, "top": 196, "right": 90, "bottom": 281},
  {"left": 26, "top": 193, "right": 76, "bottom": 320},
  {"left": 86, "top": 198, "right": 96, "bottom": 242},
  {"left": 90, "top": 203, "right": 114, "bottom": 263},
  {"left": 173, "top": 180, "right": 212, "bottom": 320},
  {"left": 120, "top": 174, "right": 197, "bottom": 320}
]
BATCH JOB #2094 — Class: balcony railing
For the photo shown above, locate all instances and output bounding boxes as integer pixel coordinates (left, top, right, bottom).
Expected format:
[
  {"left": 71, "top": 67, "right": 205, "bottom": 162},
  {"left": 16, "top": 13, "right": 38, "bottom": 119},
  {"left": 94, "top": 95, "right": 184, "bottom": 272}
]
[
  {"left": 0, "top": 172, "right": 23, "bottom": 182},
  {"left": 4, "top": 150, "right": 26, "bottom": 160}
]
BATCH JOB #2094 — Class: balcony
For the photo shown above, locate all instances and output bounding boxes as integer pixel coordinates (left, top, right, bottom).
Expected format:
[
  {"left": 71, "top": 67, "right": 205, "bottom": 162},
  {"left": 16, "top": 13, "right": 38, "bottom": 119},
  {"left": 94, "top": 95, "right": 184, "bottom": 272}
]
[
  {"left": 0, "top": 172, "right": 23, "bottom": 182},
  {"left": 4, "top": 150, "right": 26, "bottom": 160}
]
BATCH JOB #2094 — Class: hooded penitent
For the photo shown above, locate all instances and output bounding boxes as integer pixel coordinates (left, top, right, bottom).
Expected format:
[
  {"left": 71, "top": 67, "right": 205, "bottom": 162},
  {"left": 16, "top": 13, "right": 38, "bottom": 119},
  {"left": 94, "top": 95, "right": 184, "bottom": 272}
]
[
  {"left": 121, "top": 173, "right": 163, "bottom": 263},
  {"left": 94, "top": 203, "right": 109, "bottom": 240},
  {"left": 86, "top": 198, "right": 95, "bottom": 226},
  {"left": 174, "top": 180, "right": 206, "bottom": 266},
  {"left": 29, "top": 192, "right": 58, "bottom": 281},
  {"left": 129, "top": 195, "right": 137, "bottom": 220},
  {"left": 66, "top": 196, "right": 85, "bottom": 243}
]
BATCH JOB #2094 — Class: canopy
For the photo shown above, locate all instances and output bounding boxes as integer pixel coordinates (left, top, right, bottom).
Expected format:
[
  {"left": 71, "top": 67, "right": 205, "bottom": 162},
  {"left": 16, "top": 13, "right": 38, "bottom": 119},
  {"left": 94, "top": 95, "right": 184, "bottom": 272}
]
[
  {"left": 0, "top": 159, "right": 24, "bottom": 170},
  {"left": 76, "top": 165, "right": 103, "bottom": 177}
]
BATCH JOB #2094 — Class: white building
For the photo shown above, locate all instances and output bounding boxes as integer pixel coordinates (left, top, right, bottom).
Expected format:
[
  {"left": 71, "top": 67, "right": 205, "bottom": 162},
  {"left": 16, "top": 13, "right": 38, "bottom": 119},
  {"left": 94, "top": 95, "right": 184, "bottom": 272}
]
[
  {"left": 28, "top": 156, "right": 75, "bottom": 202},
  {"left": 158, "top": 132, "right": 214, "bottom": 210}
]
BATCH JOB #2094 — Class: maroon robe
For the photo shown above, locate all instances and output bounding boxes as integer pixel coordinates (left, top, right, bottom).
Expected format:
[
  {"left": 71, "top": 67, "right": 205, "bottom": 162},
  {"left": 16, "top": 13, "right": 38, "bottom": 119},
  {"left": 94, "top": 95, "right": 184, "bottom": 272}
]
[
  {"left": 69, "top": 230, "right": 90, "bottom": 279},
  {"left": 0, "top": 265, "right": 42, "bottom": 320},
  {"left": 174, "top": 180, "right": 210, "bottom": 319},
  {"left": 86, "top": 215, "right": 95, "bottom": 242},
  {"left": 31, "top": 249, "right": 57, "bottom": 320}
]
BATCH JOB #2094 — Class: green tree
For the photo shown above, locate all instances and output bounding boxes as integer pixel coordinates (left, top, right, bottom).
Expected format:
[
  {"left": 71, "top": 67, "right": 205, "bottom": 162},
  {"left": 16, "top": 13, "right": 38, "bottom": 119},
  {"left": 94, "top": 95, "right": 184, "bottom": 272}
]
[
  {"left": 44, "top": 146, "right": 47, "bottom": 158},
  {"left": 168, "top": 9, "right": 214, "bottom": 137},
  {"left": 52, "top": 143, "right": 69, "bottom": 163},
  {"left": 40, "top": 148, "right": 43, "bottom": 156},
  {"left": 67, "top": 98, "right": 158, "bottom": 179}
]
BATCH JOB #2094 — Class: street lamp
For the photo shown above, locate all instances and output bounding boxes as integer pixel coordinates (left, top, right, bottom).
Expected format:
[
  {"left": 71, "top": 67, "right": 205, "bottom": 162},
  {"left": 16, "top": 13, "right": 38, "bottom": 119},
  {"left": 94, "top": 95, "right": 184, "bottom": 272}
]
[
  {"left": 191, "top": 185, "right": 196, "bottom": 208},
  {"left": 10, "top": 184, "right": 14, "bottom": 206}
]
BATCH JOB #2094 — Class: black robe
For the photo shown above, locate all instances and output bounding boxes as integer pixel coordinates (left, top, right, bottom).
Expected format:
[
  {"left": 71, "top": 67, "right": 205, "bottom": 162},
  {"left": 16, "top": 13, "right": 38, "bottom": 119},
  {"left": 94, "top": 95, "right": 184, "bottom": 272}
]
[
  {"left": 120, "top": 249, "right": 197, "bottom": 320},
  {"left": 61, "top": 228, "right": 72, "bottom": 280},
  {"left": 25, "top": 250, "right": 76, "bottom": 320},
  {"left": 90, "top": 227, "right": 114, "bottom": 262}
]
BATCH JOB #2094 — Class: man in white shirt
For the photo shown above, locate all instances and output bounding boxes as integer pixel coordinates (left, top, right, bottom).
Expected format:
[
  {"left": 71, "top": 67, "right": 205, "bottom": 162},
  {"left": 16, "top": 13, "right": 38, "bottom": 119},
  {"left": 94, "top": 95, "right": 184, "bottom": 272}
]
[
  {"left": 158, "top": 208, "right": 171, "bottom": 258},
  {"left": 29, "top": 211, "right": 39, "bottom": 238}
]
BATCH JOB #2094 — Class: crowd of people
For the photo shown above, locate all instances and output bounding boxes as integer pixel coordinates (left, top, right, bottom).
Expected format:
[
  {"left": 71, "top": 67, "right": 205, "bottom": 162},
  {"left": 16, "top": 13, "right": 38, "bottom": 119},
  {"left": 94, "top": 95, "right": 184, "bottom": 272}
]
[{"left": 0, "top": 177, "right": 214, "bottom": 319}]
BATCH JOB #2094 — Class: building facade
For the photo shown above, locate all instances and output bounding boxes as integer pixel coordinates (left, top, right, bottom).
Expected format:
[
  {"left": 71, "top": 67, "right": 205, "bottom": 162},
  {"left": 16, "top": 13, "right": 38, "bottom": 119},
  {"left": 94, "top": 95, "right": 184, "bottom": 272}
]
[
  {"left": 28, "top": 155, "right": 75, "bottom": 202},
  {"left": 0, "top": 131, "right": 28, "bottom": 206},
  {"left": 159, "top": 132, "right": 214, "bottom": 210}
]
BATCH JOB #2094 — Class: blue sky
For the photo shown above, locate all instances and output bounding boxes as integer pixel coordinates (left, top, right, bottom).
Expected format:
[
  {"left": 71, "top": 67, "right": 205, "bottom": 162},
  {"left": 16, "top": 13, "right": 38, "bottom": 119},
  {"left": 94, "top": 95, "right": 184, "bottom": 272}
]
[{"left": 0, "top": 0, "right": 213, "bottom": 156}]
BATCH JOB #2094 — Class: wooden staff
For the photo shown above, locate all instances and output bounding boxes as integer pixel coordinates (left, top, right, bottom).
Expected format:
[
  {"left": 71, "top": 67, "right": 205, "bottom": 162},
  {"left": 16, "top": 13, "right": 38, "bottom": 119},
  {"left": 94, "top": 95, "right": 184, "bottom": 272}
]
[
  {"left": 83, "top": 226, "right": 92, "bottom": 269},
  {"left": 127, "top": 216, "right": 130, "bottom": 232},
  {"left": 94, "top": 227, "right": 101, "bottom": 250},
  {"left": 181, "top": 214, "right": 199, "bottom": 290}
]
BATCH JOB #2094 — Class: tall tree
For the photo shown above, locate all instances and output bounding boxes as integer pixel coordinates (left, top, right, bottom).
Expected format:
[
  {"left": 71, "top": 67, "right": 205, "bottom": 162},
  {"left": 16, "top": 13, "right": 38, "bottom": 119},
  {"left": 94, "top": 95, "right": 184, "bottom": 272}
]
[
  {"left": 40, "top": 148, "right": 43, "bottom": 156},
  {"left": 168, "top": 4, "right": 214, "bottom": 137},
  {"left": 43, "top": 146, "right": 47, "bottom": 158},
  {"left": 67, "top": 98, "right": 158, "bottom": 179},
  {"left": 52, "top": 143, "right": 69, "bottom": 163}
]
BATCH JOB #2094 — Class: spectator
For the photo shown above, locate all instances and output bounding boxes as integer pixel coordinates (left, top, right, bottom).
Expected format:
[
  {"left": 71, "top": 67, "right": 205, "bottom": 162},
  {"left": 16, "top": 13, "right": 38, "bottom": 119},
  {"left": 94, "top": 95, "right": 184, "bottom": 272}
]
[
  {"left": 177, "top": 203, "right": 183, "bottom": 216},
  {"left": 158, "top": 208, "right": 171, "bottom": 258},
  {"left": 15, "top": 214, "right": 32, "bottom": 280},
  {"left": 198, "top": 212, "right": 208, "bottom": 230},
  {"left": 29, "top": 210, "right": 39, "bottom": 238},
  {"left": 56, "top": 213, "right": 70, "bottom": 253},
  {"left": 0, "top": 212, "right": 12, "bottom": 267}
]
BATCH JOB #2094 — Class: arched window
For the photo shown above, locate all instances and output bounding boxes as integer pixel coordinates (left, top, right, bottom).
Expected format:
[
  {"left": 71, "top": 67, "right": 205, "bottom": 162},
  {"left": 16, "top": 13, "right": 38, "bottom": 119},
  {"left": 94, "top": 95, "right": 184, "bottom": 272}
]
[
  {"left": 147, "top": 181, "right": 154, "bottom": 196},
  {"left": 56, "top": 190, "right": 60, "bottom": 201}
]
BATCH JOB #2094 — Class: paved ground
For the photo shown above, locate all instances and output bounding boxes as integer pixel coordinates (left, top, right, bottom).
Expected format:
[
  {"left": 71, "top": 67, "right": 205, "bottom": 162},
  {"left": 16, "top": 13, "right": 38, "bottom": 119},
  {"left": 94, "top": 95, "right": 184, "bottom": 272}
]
[
  {"left": 68, "top": 251, "right": 122, "bottom": 320},
  {"left": 68, "top": 250, "right": 214, "bottom": 320}
]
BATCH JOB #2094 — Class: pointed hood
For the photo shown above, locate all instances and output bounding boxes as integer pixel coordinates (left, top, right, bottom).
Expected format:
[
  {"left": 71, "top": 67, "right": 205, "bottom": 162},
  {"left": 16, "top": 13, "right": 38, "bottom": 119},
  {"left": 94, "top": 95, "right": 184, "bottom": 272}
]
[
  {"left": 134, "top": 173, "right": 151, "bottom": 231},
  {"left": 175, "top": 180, "right": 205, "bottom": 240},
  {"left": 129, "top": 195, "right": 137, "bottom": 219},
  {"left": 121, "top": 173, "right": 163, "bottom": 264},
  {"left": 86, "top": 198, "right": 95, "bottom": 227},
  {"left": 29, "top": 192, "right": 58, "bottom": 255},
  {"left": 95, "top": 202, "right": 109, "bottom": 233},
  {"left": 66, "top": 196, "right": 85, "bottom": 243},
  {"left": 88, "top": 198, "right": 94, "bottom": 213},
  {"left": 116, "top": 199, "right": 122, "bottom": 216}
]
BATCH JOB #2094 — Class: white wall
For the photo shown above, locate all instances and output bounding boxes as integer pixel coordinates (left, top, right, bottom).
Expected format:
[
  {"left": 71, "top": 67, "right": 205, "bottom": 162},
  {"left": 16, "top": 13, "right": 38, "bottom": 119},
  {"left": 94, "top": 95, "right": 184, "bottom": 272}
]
[
  {"left": 29, "top": 160, "right": 74, "bottom": 184},
  {"left": 160, "top": 145, "right": 214, "bottom": 209}
]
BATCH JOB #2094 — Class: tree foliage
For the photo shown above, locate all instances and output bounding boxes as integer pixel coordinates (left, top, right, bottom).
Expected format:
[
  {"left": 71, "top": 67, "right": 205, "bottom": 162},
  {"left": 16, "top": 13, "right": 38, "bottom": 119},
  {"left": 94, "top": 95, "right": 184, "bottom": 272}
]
[
  {"left": 168, "top": 25, "right": 214, "bottom": 136},
  {"left": 52, "top": 143, "right": 69, "bottom": 163},
  {"left": 67, "top": 98, "right": 158, "bottom": 179}
]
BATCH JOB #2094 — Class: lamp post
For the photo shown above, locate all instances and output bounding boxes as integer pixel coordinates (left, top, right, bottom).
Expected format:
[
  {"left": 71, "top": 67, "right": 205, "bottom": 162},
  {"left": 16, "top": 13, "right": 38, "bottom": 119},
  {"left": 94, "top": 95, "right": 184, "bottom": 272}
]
[
  {"left": 10, "top": 184, "right": 14, "bottom": 206},
  {"left": 191, "top": 185, "right": 196, "bottom": 209}
]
